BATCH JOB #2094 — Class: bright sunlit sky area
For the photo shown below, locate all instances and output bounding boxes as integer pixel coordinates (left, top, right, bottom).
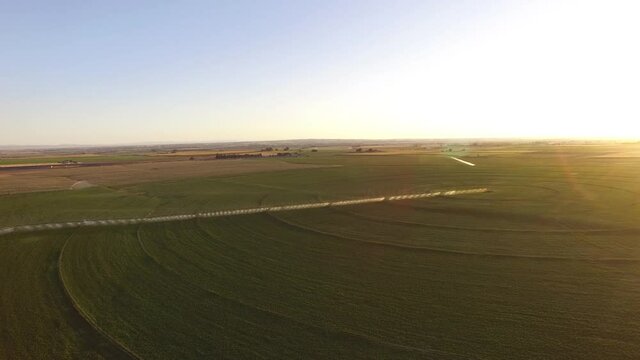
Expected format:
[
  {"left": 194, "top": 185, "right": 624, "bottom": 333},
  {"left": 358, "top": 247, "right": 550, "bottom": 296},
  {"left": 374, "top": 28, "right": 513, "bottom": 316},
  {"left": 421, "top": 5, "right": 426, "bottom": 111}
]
[{"left": 1, "top": 0, "right": 639, "bottom": 145}]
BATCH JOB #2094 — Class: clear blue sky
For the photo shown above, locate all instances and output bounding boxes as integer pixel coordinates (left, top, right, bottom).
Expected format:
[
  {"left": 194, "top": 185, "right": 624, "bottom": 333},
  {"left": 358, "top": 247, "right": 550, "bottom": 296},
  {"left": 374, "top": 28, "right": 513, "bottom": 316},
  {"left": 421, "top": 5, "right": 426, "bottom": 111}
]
[{"left": 2, "top": 0, "right": 639, "bottom": 145}]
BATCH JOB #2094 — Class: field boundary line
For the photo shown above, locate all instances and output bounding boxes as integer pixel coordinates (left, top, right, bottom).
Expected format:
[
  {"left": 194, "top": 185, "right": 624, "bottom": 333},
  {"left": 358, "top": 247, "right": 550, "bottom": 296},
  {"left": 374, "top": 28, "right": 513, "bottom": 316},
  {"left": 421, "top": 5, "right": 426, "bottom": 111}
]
[
  {"left": 57, "top": 236, "right": 143, "bottom": 360},
  {"left": 0, "top": 188, "right": 489, "bottom": 236}
]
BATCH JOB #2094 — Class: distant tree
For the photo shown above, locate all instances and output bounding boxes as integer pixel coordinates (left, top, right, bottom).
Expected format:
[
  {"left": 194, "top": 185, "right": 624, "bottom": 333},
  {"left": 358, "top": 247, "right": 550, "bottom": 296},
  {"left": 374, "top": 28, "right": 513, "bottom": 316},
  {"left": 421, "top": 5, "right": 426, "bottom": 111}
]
[
  {"left": 355, "top": 148, "right": 363, "bottom": 152},
  {"left": 189, "top": 156, "right": 195, "bottom": 160},
  {"left": 171, "top": 149, "right": 178, "bottom": 153},
  {"left": 284, "top": 146, "right": 290, "bottom": 151},
  {"left": 311, "top": 149, "right": 318, "bottom": 152}
]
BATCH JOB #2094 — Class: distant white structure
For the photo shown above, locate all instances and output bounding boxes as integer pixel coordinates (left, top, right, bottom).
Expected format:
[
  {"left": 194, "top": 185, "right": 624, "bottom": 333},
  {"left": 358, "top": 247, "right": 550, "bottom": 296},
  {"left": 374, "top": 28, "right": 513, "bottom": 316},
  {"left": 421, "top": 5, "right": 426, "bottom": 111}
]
[{"left": 450, "top": 156, "right": 476, "bottom": 166}]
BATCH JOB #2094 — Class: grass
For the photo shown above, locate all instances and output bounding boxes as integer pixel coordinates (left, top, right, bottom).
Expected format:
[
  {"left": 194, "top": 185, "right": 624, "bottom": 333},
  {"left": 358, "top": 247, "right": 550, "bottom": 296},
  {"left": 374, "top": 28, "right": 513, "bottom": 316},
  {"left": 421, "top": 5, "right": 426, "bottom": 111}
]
[
  {"left": 0, "top": 187, "right": 160, "bottom": 227},
  {"left": 1, "top": 144, "right": 640, "bottom": 358},
  {"left": 0, "top": 154, "right": 152, "bottom": 166},
  {"left": 0, "top": 230, "right": 130, "bottom": 359}
]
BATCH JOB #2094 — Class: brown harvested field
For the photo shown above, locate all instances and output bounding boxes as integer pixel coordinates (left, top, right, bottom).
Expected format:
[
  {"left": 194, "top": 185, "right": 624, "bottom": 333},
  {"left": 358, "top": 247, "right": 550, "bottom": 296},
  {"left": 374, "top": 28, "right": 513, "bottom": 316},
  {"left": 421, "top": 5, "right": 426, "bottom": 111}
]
[
  {"left": 346, "top": 150, "right": 432, "bottom": 156},
  {"left": 149, "top": 149, "right": 259, "bottom": 157},
  {"left": 343, "top": 146, "right": 433, "bottom": 156},
  {"left": 0, "top": 159, "right": 332, "bottom": 194},
  {"left": 0, "top": 171, "right": 74, "bottom": 194},
  {"left": 0, "top": 162, "right": 61, "bottom": 168},
  {"left": 594, "top": 150, "right": 640, "bottom": 158},
  {"left": 151, "top": 149, "right": 295, "bottom": 158}
]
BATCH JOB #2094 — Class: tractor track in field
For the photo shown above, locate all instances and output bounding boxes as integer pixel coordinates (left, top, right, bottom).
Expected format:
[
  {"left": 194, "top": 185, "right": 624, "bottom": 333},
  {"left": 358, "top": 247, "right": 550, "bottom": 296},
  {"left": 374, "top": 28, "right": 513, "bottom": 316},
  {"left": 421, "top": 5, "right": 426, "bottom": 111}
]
[
  {"left": 329, "top": 206, "right": 640, "bottom": 235},
  {"left": 134, "top": 225, "right": 457, "bottom": 358},
  {"left": 0, "top": 188, "right": 489, "bottom": 237},
  {"left": 267, "top": 212, "right": 640, "bottom": 262}
]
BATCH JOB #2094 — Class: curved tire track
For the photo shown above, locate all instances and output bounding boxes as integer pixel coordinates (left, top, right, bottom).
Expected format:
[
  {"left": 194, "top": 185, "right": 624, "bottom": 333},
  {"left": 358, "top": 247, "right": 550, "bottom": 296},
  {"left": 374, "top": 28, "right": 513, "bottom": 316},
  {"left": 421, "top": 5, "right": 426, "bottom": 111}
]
[
  {"left": 58, "top": 235, "right": 143, "bottom": 360},
  {"left": 134, "top": 225, "right": 447, "bottom": 358},
  {"left": 267, "top": 212, "right": 640, "bottom": 262},
  {"left": 330, "top": 206, "right": 640, "bottom": 235}
]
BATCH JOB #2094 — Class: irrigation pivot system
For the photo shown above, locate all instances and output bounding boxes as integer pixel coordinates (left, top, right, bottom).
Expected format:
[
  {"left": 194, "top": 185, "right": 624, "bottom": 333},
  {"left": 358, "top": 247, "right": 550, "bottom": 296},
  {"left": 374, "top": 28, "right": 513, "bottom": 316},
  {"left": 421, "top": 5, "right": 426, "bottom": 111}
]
[{"left": 0, "top": 188, "right": 488, "bottom": 236}]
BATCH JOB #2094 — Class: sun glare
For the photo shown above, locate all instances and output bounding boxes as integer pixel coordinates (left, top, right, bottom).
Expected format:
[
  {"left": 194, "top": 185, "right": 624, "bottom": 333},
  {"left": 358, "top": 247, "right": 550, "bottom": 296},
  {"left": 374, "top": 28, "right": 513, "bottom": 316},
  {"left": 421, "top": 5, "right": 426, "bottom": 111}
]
[{"left": 326, "top": 0, "right": 640, "bottom": 139}]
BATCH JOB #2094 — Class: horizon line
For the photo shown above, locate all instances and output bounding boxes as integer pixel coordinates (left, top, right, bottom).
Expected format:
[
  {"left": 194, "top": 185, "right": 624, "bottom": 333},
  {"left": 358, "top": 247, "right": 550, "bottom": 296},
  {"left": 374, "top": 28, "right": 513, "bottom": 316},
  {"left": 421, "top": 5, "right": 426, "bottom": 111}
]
[{"left": 2, "top": 136, "right": 638, "bottom": 151}]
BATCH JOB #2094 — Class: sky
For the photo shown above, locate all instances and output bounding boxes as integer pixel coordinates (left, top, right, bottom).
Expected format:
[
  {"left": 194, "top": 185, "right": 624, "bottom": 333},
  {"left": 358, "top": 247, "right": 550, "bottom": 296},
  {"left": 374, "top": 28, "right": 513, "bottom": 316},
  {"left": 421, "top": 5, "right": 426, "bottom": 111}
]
[{"left": 1, "top": 0, "right": 639, "bottom": 145}]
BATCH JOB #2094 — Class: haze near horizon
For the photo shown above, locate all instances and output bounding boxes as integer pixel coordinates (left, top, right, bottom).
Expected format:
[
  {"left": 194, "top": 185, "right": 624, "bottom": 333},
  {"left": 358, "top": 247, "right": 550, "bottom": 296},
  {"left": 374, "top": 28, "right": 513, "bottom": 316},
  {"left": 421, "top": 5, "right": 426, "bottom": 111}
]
[{"left": 2, "top": 0, "right": 639, "bottom": 145}]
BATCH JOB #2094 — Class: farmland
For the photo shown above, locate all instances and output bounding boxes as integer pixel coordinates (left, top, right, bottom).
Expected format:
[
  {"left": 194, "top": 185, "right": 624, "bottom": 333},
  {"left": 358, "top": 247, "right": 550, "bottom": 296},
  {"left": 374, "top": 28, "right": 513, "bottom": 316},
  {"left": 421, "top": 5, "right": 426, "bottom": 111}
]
[{"left": 2, "top": 143, "right": 640, "bottom": 359}]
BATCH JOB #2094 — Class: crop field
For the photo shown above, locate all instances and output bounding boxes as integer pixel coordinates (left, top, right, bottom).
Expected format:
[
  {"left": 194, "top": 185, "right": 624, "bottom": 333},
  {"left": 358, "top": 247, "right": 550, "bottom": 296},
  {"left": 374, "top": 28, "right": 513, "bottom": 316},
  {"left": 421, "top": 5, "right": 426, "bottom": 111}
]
[
  {"left": 0, "top": 158, "right": 328, "bottom": 195},
  {"left": 2, "top": 144, "right": 640, "bottom": 359},
  {"left": 0, "top": 154, "right": 153, "bottom": 166}
]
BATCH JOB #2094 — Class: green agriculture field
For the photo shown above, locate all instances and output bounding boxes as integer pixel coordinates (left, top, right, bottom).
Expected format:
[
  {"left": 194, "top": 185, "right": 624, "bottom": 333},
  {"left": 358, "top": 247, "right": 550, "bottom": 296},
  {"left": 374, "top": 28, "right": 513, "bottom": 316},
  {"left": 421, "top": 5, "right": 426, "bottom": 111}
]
[
  {"left": 0, "top": 154, "right": 152, "bottom": 166},
  {"left": 2, "top": 145, "right": 640, "bottom": 359}
]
